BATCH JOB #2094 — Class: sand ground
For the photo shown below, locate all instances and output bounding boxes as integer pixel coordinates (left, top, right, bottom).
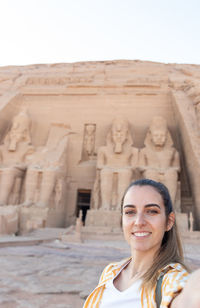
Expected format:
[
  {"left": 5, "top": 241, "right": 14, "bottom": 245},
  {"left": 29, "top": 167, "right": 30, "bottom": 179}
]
[{"left": 0, "top": 230, "right": 199, "bottom": 308}]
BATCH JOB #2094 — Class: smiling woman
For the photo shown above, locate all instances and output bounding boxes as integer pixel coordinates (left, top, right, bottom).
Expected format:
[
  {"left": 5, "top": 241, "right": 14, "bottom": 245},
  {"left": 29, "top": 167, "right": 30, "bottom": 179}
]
[{"left": 83, "top": 179, "right": 200, "bottom": 308}]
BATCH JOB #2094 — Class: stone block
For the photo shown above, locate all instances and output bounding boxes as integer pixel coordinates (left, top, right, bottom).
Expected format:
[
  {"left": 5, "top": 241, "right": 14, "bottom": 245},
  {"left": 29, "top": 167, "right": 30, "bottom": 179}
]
[
  {"left": 19, "top": 206, "right": 49, "bottom": 233},
  {"left": 0, "top": 206, "right": 19, "bottom": 235}
]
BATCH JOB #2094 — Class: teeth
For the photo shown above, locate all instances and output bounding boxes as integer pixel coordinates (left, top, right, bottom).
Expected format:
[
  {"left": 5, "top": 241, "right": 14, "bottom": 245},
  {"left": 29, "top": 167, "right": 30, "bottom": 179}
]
[{"left": 133, "top": 232, "right": 150, "bottom": 237}]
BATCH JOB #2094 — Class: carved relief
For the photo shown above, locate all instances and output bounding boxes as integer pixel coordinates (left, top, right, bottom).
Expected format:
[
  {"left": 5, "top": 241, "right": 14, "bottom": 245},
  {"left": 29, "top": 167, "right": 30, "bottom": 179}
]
[
  {"left": 26, "top": 76, "right": 94, "bottom": 86},
  {"left": 92, "top": 117, "right": 138, "bottom": 211},
  {"left": 26, "top": 77, "right": 69, "bottom": 86},
  {"left": 54, "top": 178, "right": 65, "bottom": 209},
  {"left": 139, "top": 116, "right": 180, "bottom": 208},
  {"left": 81, "top": 124, "right": 96, "bottom": 161}
]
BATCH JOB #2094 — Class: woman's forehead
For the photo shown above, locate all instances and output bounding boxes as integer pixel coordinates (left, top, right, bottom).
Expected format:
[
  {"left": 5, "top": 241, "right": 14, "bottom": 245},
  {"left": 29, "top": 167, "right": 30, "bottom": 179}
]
[{"left": 123, "top": 185, "right": 164, "bottom": 206}]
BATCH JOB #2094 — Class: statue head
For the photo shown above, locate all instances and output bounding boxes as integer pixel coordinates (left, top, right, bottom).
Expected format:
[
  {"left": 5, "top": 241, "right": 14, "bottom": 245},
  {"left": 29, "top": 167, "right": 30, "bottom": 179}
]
[
  {"left": 5, "top": 108, "right": 31, "bottom": 151},
  {"left": 150, "top": 117, "right": 168, "bottom": 147},
  {"left": 145, "top": 116, "right": 173, "bottom": 148},
  {"left": 85, "top": 124, "right": 95, "bottom": 135},
  {"left": 111, "top": 117, "right": 129, "bottom": 153}
]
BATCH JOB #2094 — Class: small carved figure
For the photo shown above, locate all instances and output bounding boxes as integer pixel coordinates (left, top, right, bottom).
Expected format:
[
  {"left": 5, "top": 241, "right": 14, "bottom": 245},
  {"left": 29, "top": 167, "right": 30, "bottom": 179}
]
[
  {"left": 54, "top": 179, "right": 64, "bottom": 209},
  {"left": 94, "top": 117, "right": 138, "bottom": 210},
  {"left": 75, "top": 211, "right": 83, "bottom": 242},
  {"left": 139, "top": 116, "right": 180, "bottom": 205},
  {"left": 189, "top": 211, "right": 194, "bottom": 232},
  {"left": 84, "top": 124, "right": 96, "bottom": 158},
  {"left": 75, "top": 210, "right": 83, "bottom": 233},
  {"left": 0, "top": 109, "right": 33, "bottom": 205}
]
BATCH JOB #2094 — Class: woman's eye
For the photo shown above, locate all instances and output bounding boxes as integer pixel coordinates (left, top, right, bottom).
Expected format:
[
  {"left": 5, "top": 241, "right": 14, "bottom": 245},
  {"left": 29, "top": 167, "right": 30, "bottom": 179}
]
[
  {"left": 124, "top": 210, "right": 136, "bottom": 216},
  {"left": 147, "top": 209, "right": 159, "bottom": 214}
]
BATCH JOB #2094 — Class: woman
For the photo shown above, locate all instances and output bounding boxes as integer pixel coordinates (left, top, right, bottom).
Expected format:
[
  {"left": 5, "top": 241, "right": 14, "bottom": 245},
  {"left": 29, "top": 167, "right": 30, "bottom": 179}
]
[{"left": 83, "top": 179, "right": 200, "bottom": 307}]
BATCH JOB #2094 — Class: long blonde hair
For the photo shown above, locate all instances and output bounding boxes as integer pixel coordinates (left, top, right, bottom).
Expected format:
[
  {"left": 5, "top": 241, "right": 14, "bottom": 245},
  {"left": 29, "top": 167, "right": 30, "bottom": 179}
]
[{"left": 121, "top": 179, "right": 189, "bottom": 290}]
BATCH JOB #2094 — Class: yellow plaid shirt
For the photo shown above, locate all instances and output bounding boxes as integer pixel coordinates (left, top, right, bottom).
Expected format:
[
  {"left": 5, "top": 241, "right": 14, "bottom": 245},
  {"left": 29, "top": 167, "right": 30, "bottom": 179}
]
[{"left": 83, "top": 258, "right": 189, "bottom": 308}]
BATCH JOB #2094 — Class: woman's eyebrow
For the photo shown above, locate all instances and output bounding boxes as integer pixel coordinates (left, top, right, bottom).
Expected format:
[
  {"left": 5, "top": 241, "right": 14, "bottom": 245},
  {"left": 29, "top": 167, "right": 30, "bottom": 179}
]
[
  {"left": 145, "top": 204, "right": 161, "bottom": 209},
  {"left": 123, "top": 204, "right": 136, "bottom": 208},
  {"left": 123, "top": 204, "right": 161, "bottom": 209}
]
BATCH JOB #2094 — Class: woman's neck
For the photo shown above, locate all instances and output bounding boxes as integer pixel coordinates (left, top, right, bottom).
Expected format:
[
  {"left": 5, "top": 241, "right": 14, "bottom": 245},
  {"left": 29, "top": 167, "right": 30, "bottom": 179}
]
[{"left": 128, "top": 249, "right": 156, "bottom": 279}]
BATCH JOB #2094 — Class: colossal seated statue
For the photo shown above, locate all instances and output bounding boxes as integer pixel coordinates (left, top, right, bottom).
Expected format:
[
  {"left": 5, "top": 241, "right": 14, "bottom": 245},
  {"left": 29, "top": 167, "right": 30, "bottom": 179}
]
[
  {"left": 139, "top": 116, "right": 180, "bottom": 205},
  {"left": 23, "top": 123, "right": 70, "bottom": 208},
  {"left": 0, "top": 108, "right": 33, "bottom": 205},
  {"left": 93, "top": 117, "right": 138, "bottom": 211}
]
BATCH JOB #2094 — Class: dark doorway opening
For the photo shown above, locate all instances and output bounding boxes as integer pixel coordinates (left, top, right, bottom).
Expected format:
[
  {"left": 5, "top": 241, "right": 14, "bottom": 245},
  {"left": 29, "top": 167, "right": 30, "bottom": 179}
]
[{"left": 76, "top": 189, "right": 91, "bottom": 225}]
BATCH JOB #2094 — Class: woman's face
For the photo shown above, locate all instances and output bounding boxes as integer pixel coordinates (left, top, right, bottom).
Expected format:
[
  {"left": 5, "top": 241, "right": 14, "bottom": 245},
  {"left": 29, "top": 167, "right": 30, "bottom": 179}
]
[{"left": 122, "top": 185, "right": 174, "bottom": 254}]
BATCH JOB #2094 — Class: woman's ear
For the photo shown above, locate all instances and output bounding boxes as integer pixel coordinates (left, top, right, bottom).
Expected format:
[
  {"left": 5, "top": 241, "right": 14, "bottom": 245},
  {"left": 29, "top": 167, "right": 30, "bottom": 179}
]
[{"left": 166, "top": 212, "right": 175, "bottom": 231}]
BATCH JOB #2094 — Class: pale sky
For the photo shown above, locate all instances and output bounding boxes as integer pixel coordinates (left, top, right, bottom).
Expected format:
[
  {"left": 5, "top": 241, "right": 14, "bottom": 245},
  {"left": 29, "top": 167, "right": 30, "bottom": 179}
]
[{"left": 0, "top": 0, "right": 200, "bottom": 67}]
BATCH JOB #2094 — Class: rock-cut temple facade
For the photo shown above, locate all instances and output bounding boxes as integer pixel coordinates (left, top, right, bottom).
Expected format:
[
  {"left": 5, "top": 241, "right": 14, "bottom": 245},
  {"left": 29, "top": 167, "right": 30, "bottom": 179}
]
[{"left": 0, "top": 60, "right": 200, "bottom": 234}]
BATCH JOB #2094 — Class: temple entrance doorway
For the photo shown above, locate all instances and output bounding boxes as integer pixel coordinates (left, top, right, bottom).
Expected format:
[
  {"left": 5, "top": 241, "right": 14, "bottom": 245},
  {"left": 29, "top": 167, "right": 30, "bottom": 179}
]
[{"left": 76, "top": 189, "right": 91, "bottom": 225}]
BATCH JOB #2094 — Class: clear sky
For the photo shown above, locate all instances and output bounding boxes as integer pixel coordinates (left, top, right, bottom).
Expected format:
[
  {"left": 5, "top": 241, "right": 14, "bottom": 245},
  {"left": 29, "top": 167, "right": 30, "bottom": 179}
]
[{"left": 0, "top": 0, "right": 200, "bottom": 67}]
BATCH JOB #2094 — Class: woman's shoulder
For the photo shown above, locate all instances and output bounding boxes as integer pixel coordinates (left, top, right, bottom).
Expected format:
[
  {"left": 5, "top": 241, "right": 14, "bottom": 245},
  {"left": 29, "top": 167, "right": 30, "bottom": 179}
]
[
  {"left": 161, "top": 263, "right": 189, "bottom": 278},
  {"left": 160, "top": 263, "right": 189, "bottom": 304}
]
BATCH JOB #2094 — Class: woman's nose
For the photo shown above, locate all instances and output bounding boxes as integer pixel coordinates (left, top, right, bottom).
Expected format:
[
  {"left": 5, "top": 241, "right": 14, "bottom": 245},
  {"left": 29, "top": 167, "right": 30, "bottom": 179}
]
[{"left": 134, "top": 213, "right": 146, "bottom": 226}]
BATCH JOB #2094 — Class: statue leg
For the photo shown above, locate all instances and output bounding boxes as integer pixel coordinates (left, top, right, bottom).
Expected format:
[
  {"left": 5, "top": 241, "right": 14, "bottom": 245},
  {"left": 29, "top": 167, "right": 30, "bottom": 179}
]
[
  {"left": 100, "top": 169, "right": 113, "bottom": 210},
  {"left": 117, "top": 169, "right": 132, "bottom": 209},
  {"left": 0, "top": 168, "right": 20, "bottom": 205},
  {"left": 23, "top": 168, "right": 39, "bottom": 205},
  {"left": 11, "top": 177, "right": 22, "bottom": 204},
  {"left": 38, "top": 169, "right": 57, "bottom": 207},
  {"left": 163, "top": 169, "right": 178, "bottom": 204},
  {"left": 145, "top": 169, "right": 178, "bottom": 205}
]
